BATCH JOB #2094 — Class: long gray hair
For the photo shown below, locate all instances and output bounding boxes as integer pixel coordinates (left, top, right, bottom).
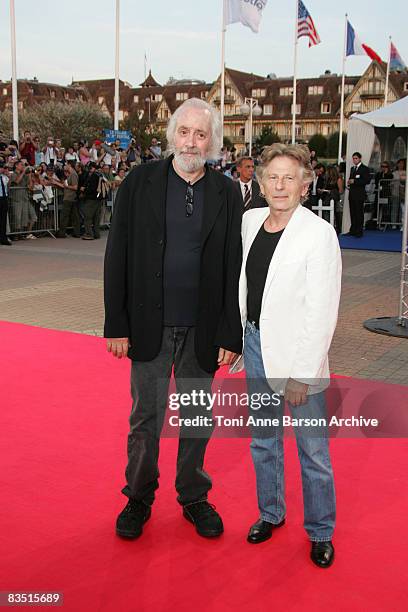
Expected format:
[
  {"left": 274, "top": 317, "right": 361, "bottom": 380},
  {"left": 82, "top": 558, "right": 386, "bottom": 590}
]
[{"left": 166, "top": 98, "right": 222, "bottom": 160}]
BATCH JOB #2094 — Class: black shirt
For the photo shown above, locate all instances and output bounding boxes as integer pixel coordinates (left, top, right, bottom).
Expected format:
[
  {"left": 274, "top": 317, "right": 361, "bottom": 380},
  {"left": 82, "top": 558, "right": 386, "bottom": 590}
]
[
  {"left": 246, "top": 224, "right": 284, "bottom": 328},
  {"left": 83, "top": 171, "right": 99, "bottom": 200},
  {"left": 163, "top": 163, "right": 205, "bottom": 326}
]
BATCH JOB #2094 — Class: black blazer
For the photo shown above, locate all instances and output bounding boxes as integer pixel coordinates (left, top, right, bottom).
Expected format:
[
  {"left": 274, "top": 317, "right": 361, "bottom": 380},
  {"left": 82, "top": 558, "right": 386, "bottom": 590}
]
[
  {"left": 234, "top": 179, "right": 267, "bottom": 212},
  {"left": 104, "top": 157, "right": 243, "bottom": 373},
  {"left": 349, "top": 163, "right": 371, "bottom": 198}
]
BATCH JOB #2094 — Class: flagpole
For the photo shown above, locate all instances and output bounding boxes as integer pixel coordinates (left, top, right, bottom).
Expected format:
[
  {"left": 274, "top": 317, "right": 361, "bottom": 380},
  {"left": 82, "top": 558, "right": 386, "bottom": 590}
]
[
  {"left": 10, "top": 0, "right": 19, "bottom": 141},
  {"left": 384, "top": 36, "right": 391, "bottom": 106},
  {"left": 291, "top": 0, "right": 298, "bottom": 144},
  {"left": 220, "top": 0, "right": 226, "bottom": 146},
  {"left": 114, "top": 0, "right": 120, "bottom": 130},
  {"left": 338, "top": 14, "right": 348, "bottom": 164},
  {"left": 144, "top": 51, "right": 147, "bottom": 81}
]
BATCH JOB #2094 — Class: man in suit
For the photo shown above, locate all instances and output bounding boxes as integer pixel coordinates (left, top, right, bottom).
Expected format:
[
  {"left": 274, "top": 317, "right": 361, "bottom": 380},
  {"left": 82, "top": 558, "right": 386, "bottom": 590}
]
[
  {"left": 104, "top": 98, "right": 243, "bottom": 540},
  {"left": 235, "top": 156, "right": 267, "bottom": 213},
  {"left": 0, "top": 162, "right": 11, "bottom": 245},
  {"left": 347, "top": 152, "right": 371, "bottom": 237},
  {"left": 305, "top": 163, "right": 325, "bottom": 211}
]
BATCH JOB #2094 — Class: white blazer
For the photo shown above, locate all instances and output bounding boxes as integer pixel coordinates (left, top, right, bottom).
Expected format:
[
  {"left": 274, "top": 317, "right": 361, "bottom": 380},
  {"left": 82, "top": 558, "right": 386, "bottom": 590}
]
[{"left": 235, "top": 204, "right": 342, "bottom": 394}]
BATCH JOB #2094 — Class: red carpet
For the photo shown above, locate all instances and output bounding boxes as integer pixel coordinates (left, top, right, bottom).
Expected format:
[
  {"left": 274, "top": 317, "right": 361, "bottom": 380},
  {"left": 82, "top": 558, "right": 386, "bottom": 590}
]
[{"left": 1, "top": 321, "right": 407, "bottom": 611}]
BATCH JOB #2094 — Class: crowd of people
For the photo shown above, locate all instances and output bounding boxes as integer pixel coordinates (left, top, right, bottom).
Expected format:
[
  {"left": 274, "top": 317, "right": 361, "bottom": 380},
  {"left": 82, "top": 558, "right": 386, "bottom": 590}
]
[
  {"left": 0, "top": 132, "right": 164, "bottom": 244},
  {"left": 0, "top": 128, "right": 406, "bottom": 246}
]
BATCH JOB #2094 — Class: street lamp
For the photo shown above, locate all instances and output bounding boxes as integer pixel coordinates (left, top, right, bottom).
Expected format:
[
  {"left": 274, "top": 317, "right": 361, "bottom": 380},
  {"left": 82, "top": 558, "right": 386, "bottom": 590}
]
[{"left": 240, "top": 97, "right": 262, "bottom": 156}]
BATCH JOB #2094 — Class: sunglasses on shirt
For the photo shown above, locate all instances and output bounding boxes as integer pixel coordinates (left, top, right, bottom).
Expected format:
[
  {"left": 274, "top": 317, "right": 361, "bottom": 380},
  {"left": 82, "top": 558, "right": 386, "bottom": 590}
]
[{"left": 185, "top": 184, "right": 193, "bottom": 217}]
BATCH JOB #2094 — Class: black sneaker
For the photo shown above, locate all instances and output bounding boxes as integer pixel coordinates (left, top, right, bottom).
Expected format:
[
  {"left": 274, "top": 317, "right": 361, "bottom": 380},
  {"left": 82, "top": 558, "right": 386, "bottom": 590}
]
[
  {"left": 116, "top": 500, "right": 151, "bottom": 539},
  {"left": 183, "top": 501, "right": 224, "bottom": 538}
]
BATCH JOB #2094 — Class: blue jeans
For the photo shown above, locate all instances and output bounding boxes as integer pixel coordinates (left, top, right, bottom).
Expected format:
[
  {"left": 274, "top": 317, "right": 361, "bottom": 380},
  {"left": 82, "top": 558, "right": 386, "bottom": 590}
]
[{"left": 243, "top": 321, "right": 336, "bottom": 542}]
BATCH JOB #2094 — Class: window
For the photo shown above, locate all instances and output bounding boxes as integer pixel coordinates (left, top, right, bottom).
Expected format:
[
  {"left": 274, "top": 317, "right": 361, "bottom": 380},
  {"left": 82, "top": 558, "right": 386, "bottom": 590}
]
[
  {"left": 251, "top": 88, "right": 266, "bottom": 97},
  {"left": 280, "top": 87, "right": 293, "bottom": 96},
  {"left": 98, "top": 96, "right": 104, "bottom": 104},
  {"left": 263, "top": 104, "right": 273, "bottom": 115},
  {"left": 118, "top": 110, "right": 124, "bottom": 121},
  {"left": 151, "top": 94, "right": 162, "bottom": 102},
  {"left": 159, "top": 108, "right": 169, "bottom": 120},
  {"left": 308, "top": 85, "right": 323, "bottom": 95},
  {"left": 339, "top": 83, "right": 354, "bottom": 95},
  {"left": 366, "top": 80, "right": 384, "bottom": 94},
  {"left": 201, "top": 90, "right": 207, "bottom": 99},
  {"left": 291, "top": 104, "right": 301, "bottom": 114},
  {"left": 64, "top": 92, "right": 69, "bottom": 100},
  {"left": 18, "top": 101, "right": 23, "bottom": 110},
  {"left": 404, "top": 82, "right": 408, "bottom": 92},
  {"left": 133, "top": 95, "right": 139, "bottom": 103},
  {"left": 322, "top": 124, "right": 331, "bottom": 136},
  {"left": 352, "top": 101, "right": 362, "bottom": 112},
  {"left": 321, "top": 102, "right": 331, "bottom": 114},
  {"left": 50, "top": 90, "right": 56, "bottom": 98},
  {"left": 176, "top": 92, "right": 188, "bottom": 101},
  {"left": 295, "top": 124, "right": 301, "bottom": 137},
  {"left": 2, "top": 88, "right": 7, "bottom": 96}
]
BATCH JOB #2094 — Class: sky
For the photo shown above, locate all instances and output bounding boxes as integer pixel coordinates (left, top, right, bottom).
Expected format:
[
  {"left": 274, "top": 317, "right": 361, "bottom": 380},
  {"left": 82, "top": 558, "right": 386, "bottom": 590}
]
[{"left": 0, "top": 0, "right": 407, "bottom": 88}]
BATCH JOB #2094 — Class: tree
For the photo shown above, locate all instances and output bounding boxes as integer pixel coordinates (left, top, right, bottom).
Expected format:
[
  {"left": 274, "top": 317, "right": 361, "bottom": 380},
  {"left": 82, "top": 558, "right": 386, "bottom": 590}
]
[
  {"left": 307, "top": 134, "right": 328, "bottom": 158},
  {"left": 223, "top": 136, "right": 233, "bottom": 149},
  {"left": 0, "top": 101, "right": 111, "bottom": 146},
  {"left": 255, "top": 127, "right": 281, "bottom": 149},
  {"left": 327, "top": 131, "right": 347, "bottom": 158}
]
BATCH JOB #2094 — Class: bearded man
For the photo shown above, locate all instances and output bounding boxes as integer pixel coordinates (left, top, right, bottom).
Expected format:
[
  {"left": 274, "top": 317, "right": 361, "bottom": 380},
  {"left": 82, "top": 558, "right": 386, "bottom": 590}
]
[{"left": 104, "top": 98, "right": 243, "bottom": 540}]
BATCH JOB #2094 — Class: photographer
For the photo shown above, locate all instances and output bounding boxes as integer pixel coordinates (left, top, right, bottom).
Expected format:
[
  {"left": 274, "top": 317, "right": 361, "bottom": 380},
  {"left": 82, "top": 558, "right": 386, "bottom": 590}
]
[
  {"left": 10, "top": 161, "right": 37, "bottom": 239},
  {"left": 43, "top": 137, "right": 58, "bottom": 166},
  {"left": 126, "top": 140, "right": 141, "bottom": 167},
  {"left": 54, "top": 163, "right": 80, "bottom": 238},
  {"left": 19, "top": 131, "right": 37, "bottom": 167},
  {"left": 80, "top": 162, "right": 101, "bottom": 240}
]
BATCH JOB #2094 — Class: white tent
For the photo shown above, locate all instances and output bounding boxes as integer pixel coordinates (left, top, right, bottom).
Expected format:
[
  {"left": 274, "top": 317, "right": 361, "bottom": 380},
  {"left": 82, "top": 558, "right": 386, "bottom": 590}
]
[
  {"left": 343, "top": 95, "right": 408, "bottom": 326},
  {"left": 342, "top": 95, "right": 408, "bottom": 233}
]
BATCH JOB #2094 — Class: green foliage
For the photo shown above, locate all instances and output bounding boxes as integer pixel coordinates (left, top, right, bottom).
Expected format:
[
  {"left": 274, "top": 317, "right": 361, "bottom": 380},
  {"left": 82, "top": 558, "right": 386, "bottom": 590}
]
[
  {"left": 307, "top": 134, "right": 328, "bottom": 157},
  {"left": 121, "top": 110, "right": 167, "bottom": 151},
  {"left": 223, "top": 136, "right": 233, "bottom": 148},
  {"left": 0, "top": 101, "right": 111, "bottom": 146},
  {"left": 255, "top": 127, "right": 281, "bottom": 148},
  {"left": 327, "top": 131, "right": 347, "bottom": 158}
]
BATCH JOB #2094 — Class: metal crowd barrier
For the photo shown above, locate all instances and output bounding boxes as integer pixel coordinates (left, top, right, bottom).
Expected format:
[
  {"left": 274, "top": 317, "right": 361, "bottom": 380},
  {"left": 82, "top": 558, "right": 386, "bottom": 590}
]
[
  {"left": 7, "top": 185, "right": 60, "bottom": 238},
  {"left": 377, "top": 179, "right": 405, "bottom": 230},
  {"left": 6, "top": 183, "right": 120, "bottom": 238}
]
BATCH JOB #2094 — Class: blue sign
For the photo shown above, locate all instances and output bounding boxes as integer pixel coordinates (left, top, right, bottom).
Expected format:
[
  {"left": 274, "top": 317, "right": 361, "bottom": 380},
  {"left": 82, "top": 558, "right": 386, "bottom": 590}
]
[{"left": 103, "top": 129, "right": 132, "bottom": 149}]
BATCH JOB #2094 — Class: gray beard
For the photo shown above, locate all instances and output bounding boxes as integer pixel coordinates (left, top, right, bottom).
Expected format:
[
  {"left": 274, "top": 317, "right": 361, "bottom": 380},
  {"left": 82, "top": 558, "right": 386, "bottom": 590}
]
[{"left": 174, "top": 150, "right": 206, "bottom": 173}]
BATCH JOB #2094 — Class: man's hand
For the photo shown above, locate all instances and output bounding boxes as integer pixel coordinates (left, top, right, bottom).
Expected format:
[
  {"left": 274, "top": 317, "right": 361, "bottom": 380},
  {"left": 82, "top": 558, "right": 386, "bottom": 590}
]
[
  {"left": 285, "top": 378, "right": 309, "bottom": 407},
  {"left": 217, "top": 347, "right": 239, "bottom": 367},
  {"left": 347, "top": 178, "right": 354, "bottom": 186},
  {"left": 106, "top": 337, "right": 129, "bottom": 359}
]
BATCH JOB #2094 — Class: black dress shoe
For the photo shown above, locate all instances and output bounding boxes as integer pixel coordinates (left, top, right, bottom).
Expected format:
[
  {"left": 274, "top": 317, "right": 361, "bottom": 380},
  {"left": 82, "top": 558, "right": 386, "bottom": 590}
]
[
  {"left": 310, "top": 541, "right": 335, "bottom": 568},
  {"left": 183, "top": 501, "right": 223, "bottom": 537},
  {"left": 247, "top": 518, "right": 285, "bottom": 544},
  {"left": 116, "top": 499, "right": 151, "bottom": 539},
  {"left": 0, "top": 239, "right": 12, "bottom": 245}
]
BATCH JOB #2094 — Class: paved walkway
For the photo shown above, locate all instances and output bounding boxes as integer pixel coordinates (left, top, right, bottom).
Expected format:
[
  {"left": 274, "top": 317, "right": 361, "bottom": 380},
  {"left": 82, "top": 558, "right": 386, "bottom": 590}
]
[{"left": 1, "top": 234, "right": 407, "bottom": 384}]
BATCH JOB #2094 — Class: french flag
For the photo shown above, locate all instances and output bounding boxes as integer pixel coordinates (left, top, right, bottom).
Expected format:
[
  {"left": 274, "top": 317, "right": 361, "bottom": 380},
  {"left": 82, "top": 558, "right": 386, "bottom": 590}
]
[{"left": 346, "top": 20, "right": 382, "bottom": 63}]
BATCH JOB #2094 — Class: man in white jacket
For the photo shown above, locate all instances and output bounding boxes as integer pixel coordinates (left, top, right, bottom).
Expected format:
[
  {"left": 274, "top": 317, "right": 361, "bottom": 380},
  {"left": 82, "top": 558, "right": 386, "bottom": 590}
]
[{"left": 238, "top": 143, "right": 342, "bottom": 568}]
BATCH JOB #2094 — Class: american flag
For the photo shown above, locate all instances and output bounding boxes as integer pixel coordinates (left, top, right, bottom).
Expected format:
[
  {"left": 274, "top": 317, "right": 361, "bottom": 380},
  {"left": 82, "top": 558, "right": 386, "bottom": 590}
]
[{"left": 297, "top": 0, "right": 321, "bottom": 47}]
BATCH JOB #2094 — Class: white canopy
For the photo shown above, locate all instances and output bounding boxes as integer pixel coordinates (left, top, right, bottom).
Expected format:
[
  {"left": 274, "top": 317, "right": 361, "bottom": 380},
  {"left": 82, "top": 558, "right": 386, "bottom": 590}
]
[{"left": 342, "top": 96, "right": 408, "bottom": 232}]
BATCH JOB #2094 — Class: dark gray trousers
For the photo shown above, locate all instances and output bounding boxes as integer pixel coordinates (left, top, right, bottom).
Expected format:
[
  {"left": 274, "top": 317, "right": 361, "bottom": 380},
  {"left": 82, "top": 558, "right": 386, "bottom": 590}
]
[{"left": 122, "top": 326, "right": 215, "bottom": 506}]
